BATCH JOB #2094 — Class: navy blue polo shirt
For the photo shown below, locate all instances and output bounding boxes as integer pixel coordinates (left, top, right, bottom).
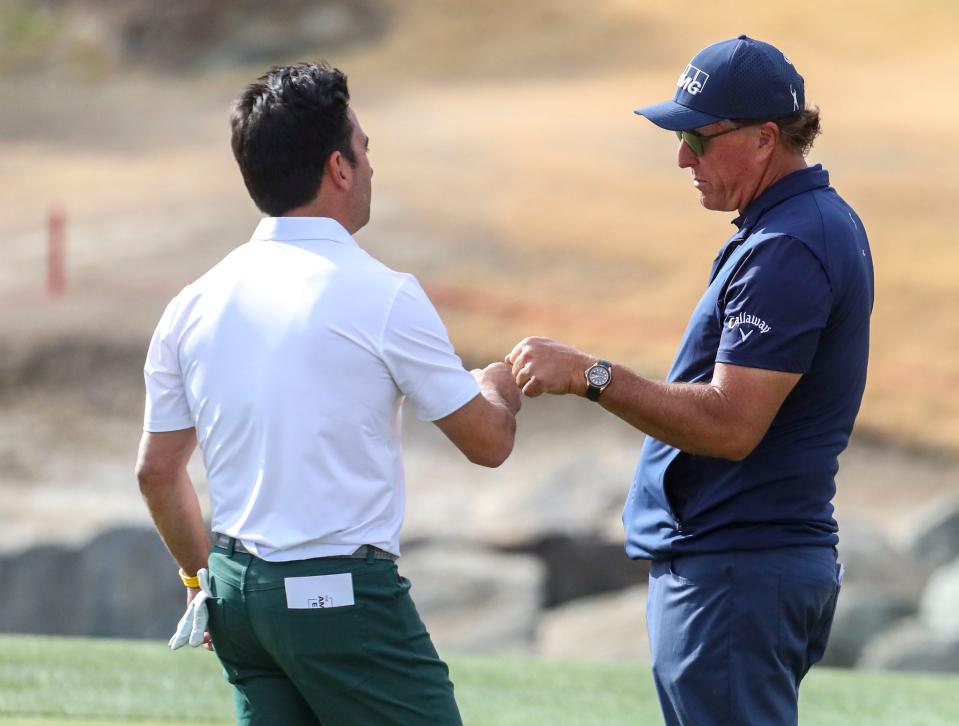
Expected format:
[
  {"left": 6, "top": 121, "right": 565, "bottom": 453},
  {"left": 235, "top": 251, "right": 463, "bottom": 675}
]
[{"left": 623, "top": 165, "right": 874, "bottom": 560}]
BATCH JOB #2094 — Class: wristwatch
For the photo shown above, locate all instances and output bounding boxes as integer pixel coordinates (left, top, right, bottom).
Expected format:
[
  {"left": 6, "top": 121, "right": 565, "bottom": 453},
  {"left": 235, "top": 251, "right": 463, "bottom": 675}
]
[{"left": 584, "top": 359, "right": 613, "bottom": 401}]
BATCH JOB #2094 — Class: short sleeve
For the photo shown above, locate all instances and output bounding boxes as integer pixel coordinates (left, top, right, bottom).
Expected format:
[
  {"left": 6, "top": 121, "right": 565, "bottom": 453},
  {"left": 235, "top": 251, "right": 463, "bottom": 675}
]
[
  {"left": 143, "top": 295, "right": 195, "bottom": 432},
  {"left": 381, "top": 277, "right": 480, "bottom": 421},
  {"left": 716, "top": 236, "right": 832, "bottom": 373}
]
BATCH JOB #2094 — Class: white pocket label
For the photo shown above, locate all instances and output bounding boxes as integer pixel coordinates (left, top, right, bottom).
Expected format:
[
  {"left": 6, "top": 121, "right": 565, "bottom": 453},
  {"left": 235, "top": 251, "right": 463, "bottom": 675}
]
[{"left": 284, "top": 573, "right": 355, "bottom": 609}]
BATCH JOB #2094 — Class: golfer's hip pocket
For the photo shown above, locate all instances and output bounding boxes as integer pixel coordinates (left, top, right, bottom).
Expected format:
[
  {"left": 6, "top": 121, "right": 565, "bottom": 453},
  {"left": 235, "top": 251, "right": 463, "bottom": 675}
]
[
  {"left": 777, "top": 576, "right": 839, "bottom": 679},
  {"left": 205, "top": 598, "right": 243, "bottom": 682}
]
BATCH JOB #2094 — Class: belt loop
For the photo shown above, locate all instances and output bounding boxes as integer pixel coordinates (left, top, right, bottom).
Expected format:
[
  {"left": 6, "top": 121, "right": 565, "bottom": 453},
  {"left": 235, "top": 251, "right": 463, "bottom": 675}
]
[
  {"left": 365, "top": 545, "right": 375, "bottom": 564},
  {"left": 227, "top": 536, "right": 236, "bottom": 557}
]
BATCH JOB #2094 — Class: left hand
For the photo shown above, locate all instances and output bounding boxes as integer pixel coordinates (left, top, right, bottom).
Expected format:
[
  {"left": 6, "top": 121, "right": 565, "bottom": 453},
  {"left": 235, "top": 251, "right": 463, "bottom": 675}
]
[
  {"left": 506, "top": 337, "right": 591, "bottom": 397},
  {"left": 169, "top": 568, "right": 214, "bottom": 651}
]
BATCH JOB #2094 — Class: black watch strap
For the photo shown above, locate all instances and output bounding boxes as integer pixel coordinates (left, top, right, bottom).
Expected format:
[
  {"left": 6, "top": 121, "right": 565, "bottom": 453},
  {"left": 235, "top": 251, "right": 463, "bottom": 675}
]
[{"left": 585, "top": 359, "right": 613, "bottom": 402}]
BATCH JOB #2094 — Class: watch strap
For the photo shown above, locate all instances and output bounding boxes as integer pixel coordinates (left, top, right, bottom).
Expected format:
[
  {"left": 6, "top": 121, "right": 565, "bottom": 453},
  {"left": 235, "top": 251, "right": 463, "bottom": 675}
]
[{"left": 585, "top": 359, "right": 612, "bottom": 402}]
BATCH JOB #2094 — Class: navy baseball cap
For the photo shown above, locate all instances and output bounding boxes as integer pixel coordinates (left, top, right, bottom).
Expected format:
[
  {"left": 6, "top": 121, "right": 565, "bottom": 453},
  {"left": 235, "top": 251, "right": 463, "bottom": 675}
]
[{"left": 635, "top": 35, "right": 805, "bottom": 131}]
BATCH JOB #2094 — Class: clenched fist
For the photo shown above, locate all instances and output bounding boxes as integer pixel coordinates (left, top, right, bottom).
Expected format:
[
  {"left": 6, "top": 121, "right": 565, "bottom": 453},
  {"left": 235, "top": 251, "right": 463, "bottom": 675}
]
[{"left": 505, "top": 337, "right": 593, "bottom": 398}]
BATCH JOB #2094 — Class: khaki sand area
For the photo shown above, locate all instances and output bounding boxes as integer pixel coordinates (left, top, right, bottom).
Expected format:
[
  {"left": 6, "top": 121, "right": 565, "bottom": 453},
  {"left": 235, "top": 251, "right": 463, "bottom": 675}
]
[{"left": 0, "top": 0, "right": 957, "bottom": 550}]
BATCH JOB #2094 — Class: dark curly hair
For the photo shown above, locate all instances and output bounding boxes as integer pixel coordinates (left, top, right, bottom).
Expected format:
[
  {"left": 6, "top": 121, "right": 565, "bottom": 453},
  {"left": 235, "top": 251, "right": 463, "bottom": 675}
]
[{"left": 230, "top": 63, "right": 356, "bottom": 216}]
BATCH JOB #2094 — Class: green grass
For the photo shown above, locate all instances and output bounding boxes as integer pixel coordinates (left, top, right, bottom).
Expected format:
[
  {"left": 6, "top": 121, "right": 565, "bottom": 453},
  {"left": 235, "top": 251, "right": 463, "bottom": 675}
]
[{"left": 0, "top": 635, "right": 956, "bottom": 724}]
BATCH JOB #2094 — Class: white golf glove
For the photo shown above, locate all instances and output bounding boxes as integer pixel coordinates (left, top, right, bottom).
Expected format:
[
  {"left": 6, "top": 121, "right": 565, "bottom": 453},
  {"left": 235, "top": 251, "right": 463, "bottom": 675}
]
[{"left": 169, "top": 568, "right": 213, "bottom": 650}]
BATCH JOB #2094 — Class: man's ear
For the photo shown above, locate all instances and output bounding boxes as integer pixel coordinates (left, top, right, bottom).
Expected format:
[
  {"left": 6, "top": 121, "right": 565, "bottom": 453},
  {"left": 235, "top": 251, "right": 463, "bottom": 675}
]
[
  {"left": 325, "top": 150, "right": 352, "bottom": 192},
  {"left": 757, "top": 121, "right": 780, "bottom": 160}
]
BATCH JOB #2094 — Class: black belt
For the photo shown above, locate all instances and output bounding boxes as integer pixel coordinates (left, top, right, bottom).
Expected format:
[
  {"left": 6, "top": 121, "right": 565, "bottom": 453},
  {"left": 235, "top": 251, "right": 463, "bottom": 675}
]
[{"left": 213, "top": 533, "right": 397, "bottom": 561}]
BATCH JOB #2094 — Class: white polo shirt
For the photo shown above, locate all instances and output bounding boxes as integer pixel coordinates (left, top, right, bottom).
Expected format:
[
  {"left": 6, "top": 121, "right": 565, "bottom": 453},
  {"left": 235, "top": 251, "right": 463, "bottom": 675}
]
[{"left": 143, "top": 217, "right": 480, "bottom": 560}]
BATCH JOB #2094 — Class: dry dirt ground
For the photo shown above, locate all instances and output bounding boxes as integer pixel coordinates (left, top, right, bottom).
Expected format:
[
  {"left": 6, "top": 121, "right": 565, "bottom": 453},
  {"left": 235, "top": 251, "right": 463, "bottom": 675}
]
[{"left": 1, "top": 0, "right": 957, "bottom": 555}]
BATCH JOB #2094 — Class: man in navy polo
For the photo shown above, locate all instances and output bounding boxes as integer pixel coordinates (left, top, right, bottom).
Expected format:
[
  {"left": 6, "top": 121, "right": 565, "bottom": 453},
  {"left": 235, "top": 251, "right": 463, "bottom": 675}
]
[{"left": 507, "top": 36, "right": 873, "bottom": 724}]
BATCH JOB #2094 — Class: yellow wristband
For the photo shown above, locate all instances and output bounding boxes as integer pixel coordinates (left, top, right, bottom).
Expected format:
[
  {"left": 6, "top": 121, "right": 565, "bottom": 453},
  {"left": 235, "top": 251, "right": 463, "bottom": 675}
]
[{"left": 178, "top": 568, "right": 200, "bottom": 589}]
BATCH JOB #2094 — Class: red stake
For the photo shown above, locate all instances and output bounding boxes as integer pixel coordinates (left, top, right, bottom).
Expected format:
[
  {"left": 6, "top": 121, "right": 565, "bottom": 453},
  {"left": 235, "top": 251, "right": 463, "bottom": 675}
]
[{"left": 48, "top": 206, "right": 66, "bottom": 297}]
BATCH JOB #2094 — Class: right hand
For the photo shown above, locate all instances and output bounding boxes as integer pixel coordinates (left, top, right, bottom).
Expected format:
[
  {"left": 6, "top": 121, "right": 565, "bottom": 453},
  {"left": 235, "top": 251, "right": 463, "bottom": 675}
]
[
  {"left": 169, "top": 568, "right": 214, "bottom": 651},
  {"left": 475, "top": 361, "right": 522, "bottom": 415},
  {"left": 506, "top": 336, "right": 591, "bottom": 398}
]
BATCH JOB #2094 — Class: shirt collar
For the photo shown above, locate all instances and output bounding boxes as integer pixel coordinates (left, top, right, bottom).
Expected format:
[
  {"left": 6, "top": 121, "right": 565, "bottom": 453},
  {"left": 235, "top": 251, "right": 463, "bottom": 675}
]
[
  {"left": 250, "top": 217, "right": 359, "bottom": 248},
  {"left": 732, "top": 164, "right": 830, "bottom": 231}
]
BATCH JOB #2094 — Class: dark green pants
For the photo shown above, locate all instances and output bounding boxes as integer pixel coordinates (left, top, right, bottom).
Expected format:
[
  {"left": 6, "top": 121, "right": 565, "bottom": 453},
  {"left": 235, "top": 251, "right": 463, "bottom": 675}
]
[{"left": 206, "top": 545, "right": 462, "bottom": 726}]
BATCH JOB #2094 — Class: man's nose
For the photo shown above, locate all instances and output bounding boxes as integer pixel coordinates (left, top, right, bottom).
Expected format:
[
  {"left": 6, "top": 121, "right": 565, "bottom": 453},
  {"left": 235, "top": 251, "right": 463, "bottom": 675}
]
[{"left": 677, "top": 138, "right": 697, "bottom": 169}]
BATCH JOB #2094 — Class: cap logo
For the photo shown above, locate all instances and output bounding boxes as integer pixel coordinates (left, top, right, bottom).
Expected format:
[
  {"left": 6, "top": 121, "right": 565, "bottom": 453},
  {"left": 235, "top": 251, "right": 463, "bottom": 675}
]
[
  {"left": 790, "top": 84, "right": 799, "bottom": 111},
  {"left": 676, "top": 64, "right": 709, "bottom": 96}
]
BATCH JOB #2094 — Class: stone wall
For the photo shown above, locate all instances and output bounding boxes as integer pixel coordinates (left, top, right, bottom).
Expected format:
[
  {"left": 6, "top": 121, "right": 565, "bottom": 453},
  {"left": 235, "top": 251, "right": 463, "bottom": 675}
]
[{"left": 3, "top": 498, "right": 958, "bottom": 673}]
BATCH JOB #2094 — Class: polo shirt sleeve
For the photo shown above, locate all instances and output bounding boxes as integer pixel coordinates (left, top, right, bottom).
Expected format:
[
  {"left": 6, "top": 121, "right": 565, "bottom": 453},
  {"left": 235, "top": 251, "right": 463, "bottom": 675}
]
[
  {"left": 381, "top": 276, "right": 481, "bottom": 422},
  {"left": 716, "top": 236, "right": 832, "bottom": 374},
  {"left": 143, "top": 295, "right": 195, "bottom": 432}
]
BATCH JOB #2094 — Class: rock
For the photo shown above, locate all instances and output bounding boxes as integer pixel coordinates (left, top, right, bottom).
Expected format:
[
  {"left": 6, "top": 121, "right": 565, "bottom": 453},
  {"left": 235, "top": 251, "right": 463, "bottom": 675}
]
[
  {"left": 859, "top": 558, "right": 959, "bottom": 673},
  {"left": 919, "top": 558, "right": 959, "bottom": 637},
  {"left": 2, "top": 529, "right": 550, "bottom": 651},
  {"left": 0, "top": 544, "right": 84, "bottom": 635},
  {"left": 819, "top": 582, "right": 915, "bottom": 667},
  {"left": 499, "top": 533, "right": 648, "bottom": 607},
  {"left": 397, "top": 541, "right": 546, "bottom": 655},
  {"left": 903, "top": 495, "right": 959, "bottom": 570},
  {"left": 0, "top": 526, "right": 185, "bottom": 639},
  {"left": 492, "top": 453, "right": 632, "bottom": 543},
  {"left": 402, "top": 394, "right": 639, "bottom": 548},
  {"left": 836, "top": 518, "right": 928, "bottom": 607},
  {"left": 858, "top": 618, "right": 959, "bottom": 673},
  {"left": 75, "top": 526, "right": 184, "bottom": 638},
  {"left": 537, "top": 586, "right": 649, "bottom": 661},
  {"left": 819, "top": 519, "right": 931, "bottom": 668}
]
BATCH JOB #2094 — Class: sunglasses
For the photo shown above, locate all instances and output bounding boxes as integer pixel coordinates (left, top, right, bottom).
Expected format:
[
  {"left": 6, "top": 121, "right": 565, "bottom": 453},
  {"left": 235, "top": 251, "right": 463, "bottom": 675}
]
[{"left": 675, "top": 125, "right": 746, "bottom": 156}]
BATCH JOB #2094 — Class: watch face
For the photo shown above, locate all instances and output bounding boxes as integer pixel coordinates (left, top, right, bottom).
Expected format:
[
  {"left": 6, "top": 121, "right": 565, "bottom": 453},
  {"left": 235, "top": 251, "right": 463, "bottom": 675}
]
[{"left": 587, "top": 365, "right": 611, "bottom": 387}]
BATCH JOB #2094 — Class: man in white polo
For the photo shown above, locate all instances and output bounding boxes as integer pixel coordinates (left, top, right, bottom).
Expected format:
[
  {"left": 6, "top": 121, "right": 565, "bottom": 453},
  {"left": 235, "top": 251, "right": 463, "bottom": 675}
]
[{"left": 135, "top": 63, "right": 520, "bottom": 725}]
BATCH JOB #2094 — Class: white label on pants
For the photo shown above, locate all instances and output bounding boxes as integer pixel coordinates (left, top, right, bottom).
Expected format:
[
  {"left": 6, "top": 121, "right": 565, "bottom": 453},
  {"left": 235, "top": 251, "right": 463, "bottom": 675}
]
[{"left": 284, "top": 573, "right": 355, "bottom": 609}]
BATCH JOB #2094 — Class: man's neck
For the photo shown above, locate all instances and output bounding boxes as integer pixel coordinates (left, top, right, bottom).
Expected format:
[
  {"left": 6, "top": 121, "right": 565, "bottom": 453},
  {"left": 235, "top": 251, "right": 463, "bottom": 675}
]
[
  {"left": 739, "top": 154, "right": 807, "bottom": 215},
  {"left": 284, "top": 198, "right": 355, "bottom": 233}
]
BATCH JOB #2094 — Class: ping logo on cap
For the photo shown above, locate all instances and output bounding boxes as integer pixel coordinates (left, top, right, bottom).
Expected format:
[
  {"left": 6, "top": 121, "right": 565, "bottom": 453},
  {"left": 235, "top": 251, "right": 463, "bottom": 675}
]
[{"left": 677, "top": 64, "right": 710, "bottom": 96}]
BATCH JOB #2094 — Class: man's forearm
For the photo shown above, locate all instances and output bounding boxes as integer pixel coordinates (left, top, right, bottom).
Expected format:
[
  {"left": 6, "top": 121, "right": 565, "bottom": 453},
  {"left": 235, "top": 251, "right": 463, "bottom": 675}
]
[
  {"left": 480, "top": 385, "right": 518, "bottom": 445},
  {"left": 473, "top": 362, "right": 520, "bottom": 461},
  {"left": 139, "top": 469, "right": 210, "bottom": 576},
  {"left": 598, "top": 360, "right": 800, "bottom": 460},
  {"left": 599, "top": 369, "right": 743, "bottom": 459},
  {"left": 506, "top": 336, "right": 738, "bottom": 456},
  {"left": 507, "top": 337, "right": 796, "bottom": 460}
]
